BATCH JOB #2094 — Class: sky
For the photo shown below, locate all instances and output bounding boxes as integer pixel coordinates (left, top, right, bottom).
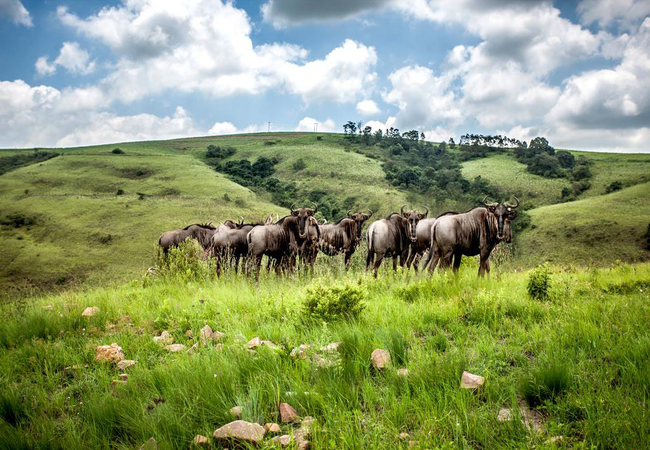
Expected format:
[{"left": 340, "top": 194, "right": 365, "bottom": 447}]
[{"left": 0, "top": 0, "right": 649, "bottom": 152}]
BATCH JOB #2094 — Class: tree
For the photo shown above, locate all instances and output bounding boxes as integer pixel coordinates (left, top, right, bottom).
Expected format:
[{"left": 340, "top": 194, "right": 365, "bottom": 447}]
[
  {"left": 374, "top": 129, "right": 383, "bottom": 143},
  {"left": 362, "top": 126, "right": 372, "bottom": 145},
  {"left": 343, "top": 121, "right": 357, "bottom": 136},
  {"left": 556, "top": 150, "right": 575, "bottom": 169},
  {"left": 448, "top": 137, "right": 455, "bottom": 148},
  {"left": 421, "top": 132, "right": 426, "bottom": 141}
]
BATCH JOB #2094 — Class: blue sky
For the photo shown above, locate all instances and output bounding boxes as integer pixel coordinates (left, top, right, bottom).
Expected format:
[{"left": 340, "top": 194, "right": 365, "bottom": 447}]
[{"left": 0, "top": 0, "right": 648, "bottom": 151}]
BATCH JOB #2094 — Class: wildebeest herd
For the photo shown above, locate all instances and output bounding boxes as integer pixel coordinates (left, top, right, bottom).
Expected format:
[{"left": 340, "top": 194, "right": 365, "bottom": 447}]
[{"left": 159, "top": 198, "right": 519, "bottom": 279}]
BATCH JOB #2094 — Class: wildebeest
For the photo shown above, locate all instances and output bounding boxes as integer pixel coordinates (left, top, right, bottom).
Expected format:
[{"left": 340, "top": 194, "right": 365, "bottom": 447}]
[
  {"left": 423, "top": 197, "right": 519, "bottom": 276},
  {"left": 319, "top": 210, "right": 372, "bottom": 270},
  {"left": 246, "top": 212, "right": 302, "bottom": 280},
  {"left": 405, "top": 209, "right": 463, "bottom": 272},
  {"left": 211, "top": 221, "right": 261, "bottom": 274},
  {"left": 297, "top": 215, "right": 321, "bottom": 272},
  {"left": 366, "top": 206, "right": 427, "bottom": 277},
  {"left": 158, "top": 223, "right": 217, "bottom": 255}
]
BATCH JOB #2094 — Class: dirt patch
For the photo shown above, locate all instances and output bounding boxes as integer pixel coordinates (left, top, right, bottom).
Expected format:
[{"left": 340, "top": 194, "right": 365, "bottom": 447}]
[{"left": 117, "top": 168, "right": 156, "bottom": 180}]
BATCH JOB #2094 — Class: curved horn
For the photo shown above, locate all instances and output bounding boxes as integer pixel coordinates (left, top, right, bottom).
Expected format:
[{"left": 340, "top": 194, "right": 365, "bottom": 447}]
[
  {"left": 289, "top": 203, "right": 296, "bottom": 213},
  {"left": 367, "top": 209, "right": 373, "bottom": 218},
  {"left": 312, "top": 202, "right": 318, "bottom": 213},
  {"left": 400, "top": 205, "right": 406, "bottom": 215},
  {"left": 239, "top": 216, "right": 244, "bottom": 225},
  {"left": 423, "top": 206, "right": 429, "bottom": 217},
  {"left": 482, "top": 195, "right": 489, "bottom": 206},
  {"left": 347, "top": 209, "right": 352, "bottom": 217},
  {"left": 511, "top": 196, "right": 520, "bottom": 208}
]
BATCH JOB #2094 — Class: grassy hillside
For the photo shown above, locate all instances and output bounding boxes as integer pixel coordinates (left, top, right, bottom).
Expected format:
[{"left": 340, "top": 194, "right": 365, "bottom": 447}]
[
  {"left": 514, "top": 182, "right": 650, "bottom": 267},
  {"left": 1, "top": 263, "right": 649, "bottom": 448}
]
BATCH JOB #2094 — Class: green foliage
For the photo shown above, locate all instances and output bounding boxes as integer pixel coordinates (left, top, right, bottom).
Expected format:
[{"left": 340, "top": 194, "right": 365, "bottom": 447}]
[
  {"left": 111, "top": 148, "right": 124, "bottom": 154},
  {"left": 520, "top": 359, "right": 571, "bottom": 406},
  {"left": 606, "top": 180, "right": 623, "bottom": 193},
  {"left": 154, "top": 240, "right": 215, "bottom": 283},
  {"left": 645, "top": 223, "right": 650, "bottom": 251},
  {"left": 205, "top": 144, "right": 236, "bottom": 160},
  {"left": 302, "top": 280, "right": 366, "bottom": 322},
  {"left": 0, "top": 150, "right": 58, "bottom": 175},
  {"left": 527, "top": 264, "right": 551, "bottom": 301},
  {"left": 292, "top": 158, "right": 307, "bottom": 171},
  {"left": 116, "top": 188, "right": 124, "bottom": 195},
  {"left": 0, "top": 213, "right": 37, "bottom": 228}
]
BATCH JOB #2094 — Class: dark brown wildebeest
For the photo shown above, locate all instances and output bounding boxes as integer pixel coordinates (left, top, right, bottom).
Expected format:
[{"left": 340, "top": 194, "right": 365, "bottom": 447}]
[
  {"left": 246, "top": 213, "right": 302, "bottom": 280},
  {"left": 158, "top": 223, "right": 217, "bottom": 255},
  {"left": 297, "top": 216, "right": 321, "bottom": 272},
  {"left": 319, "top": 210, "right": 372, "bottom": 270},
  {"left": 405, "top": 209, "right": 463, "bottom": 272},
  {"left": 423, "top": 197, "right": 519, "bottom": 276},
  {"left": 211, "top": 221, "right": 262, "bottom": 274},
  {"left": 365, "top": 206, "right": 427, "bottom": 277}
]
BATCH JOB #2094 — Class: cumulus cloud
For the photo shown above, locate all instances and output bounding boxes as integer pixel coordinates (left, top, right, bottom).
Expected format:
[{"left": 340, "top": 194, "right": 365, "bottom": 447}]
[
  {"left": 57, "top": 1, "right": 377, "bottom": 105},
  {"left": 208, "top": 122, "right": 239, "bottom": 136},
  {"left": 0, "top": 0, "right": 32, "bottom": 27},
  {"left": 261, "top": 0, "right": 393, "bottom": 27},
  {"left": 356, "top": 99, "right": 380, "bottom": 116},
  {"left": 295, "top": 117, "right": 336, "bottom": 132},
  {"left": 578, "top": 0, "right": 650, "bottom": 30},
  {"left": 35, "top": 42, "right": 96, "bottom": 76}
]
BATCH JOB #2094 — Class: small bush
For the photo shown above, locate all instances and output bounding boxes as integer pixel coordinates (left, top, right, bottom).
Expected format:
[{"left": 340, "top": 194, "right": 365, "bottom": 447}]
[
  {"left": 1, "top": 213, "right": 37, "bottom": 228},
  {"left": 116, "top": 189, "right": 124, "bottom": 196},
  {"left": 316, "top": 136, "right": 323, "bottom": 141},
  {"left": 111, "top": 148, "right": 124, "bottom": 154},
  {"left": 264, "top": 141, "right": 277, "bottom": 146},
  {"left": 206, "top": 145, "right": 236, "bottom": 159},
  {"left": 292, "top": 158, "right": 307, "bottom": 171},
  {"left": 605, "top": 180, "right": 623, "bottom": 194},
  {"left": 527, "top": 263, "right": 551, "bottom": 301},
  {"left": 137, "top": 192, "right": 147, "bottom": 200},
  {"left": 155, "top": 240, "right": 215, "bottom": 282},
  {"left": 520, "top": 360, "right": 571, "bottom": 406},
  {"left": 302, "top": 281, "right": 366, "bottom": 322},
  {"left": 223, "top": 193, "right": 231, "bottom": 202}
]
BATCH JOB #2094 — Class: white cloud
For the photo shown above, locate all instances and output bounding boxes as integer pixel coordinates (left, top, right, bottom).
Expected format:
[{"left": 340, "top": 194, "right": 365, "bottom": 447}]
[
  {"left": 0, "top": 0, "right": 32, "bottom": 27},
  {"left": 208, "top": 122, "right": 238, "bottom": 135},
  {"left": 295, "top": 117, "right": 336, "bottom": 132},
  {"left": 35, "top": 42, "right": 96, "bottom": 76},
  {"left": 578, "top": 0, "right": 650, "bottom": 30},
  {"left": 261, "top": 0, "right": 394, "bottom": 28},
  {"left": 57, "top": 1, "right": 377, "bottom": 105},
  {"left": 356, "top": 99, "right": 380, "bottom": 116}
]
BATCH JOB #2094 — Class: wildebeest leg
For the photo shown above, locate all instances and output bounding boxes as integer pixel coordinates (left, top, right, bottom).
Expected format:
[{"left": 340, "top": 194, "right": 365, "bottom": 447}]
[
  {"left": 452, "top": 252, "right": 462, "bottom": 273},
  {"left": 253, "top": 254, "right": 263, "bottom": 281},
  {"left": 393, "top": 255, "right": 398, "bottom": 271},
  {"left": 366, "top": 248, "right": 375, "bottom": 271},
  {"left": 233, "top": 255, "right": 240, "bottom": 274},
  {"left": 405, "top": 248, "right": 416, "bottom": 269},
  {"left": 412, "top": 252, "right": 423, "bottom": 272},
  {"left": 478, "top": 251, "right": 490, "bottom": 277},
  {"left": 344, "top": 251, "right": 352, "bottom": 271},
  {"left": 372, "top": 252, "right": 385, "bottom": 278}
]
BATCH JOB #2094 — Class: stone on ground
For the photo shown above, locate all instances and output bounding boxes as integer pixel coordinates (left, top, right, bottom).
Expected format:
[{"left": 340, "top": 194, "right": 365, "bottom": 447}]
[
  {"left": 398, "top": 432, "right": 410, "bottom": 440},
  {"left": 165, "top": 344, "right": 186, "bottom": 353},
  {"left": 321, "top": 342, "right": 341, "bottom": 352},
  {"left": 460, "top": 371, "right": 485, "bottom": 389},
  {"left": 118, "top": 359, "right": 137, "bottom": 370},
  {"left": 371, "top": 349, "right": 391, "bottom": 370},
  {"left": 247, "top": 337, "right": 280, "bottom": 350},
  {"left": 200, "top": 325, "right": 225, "bottom": 344},
  {"left": 279, "top": 402, "right": 300, "bottom": 423},
  {"left": 213, "top": 420, "right": 266, "bottom": 444},
  {"left": 192, "top": 435, "right": 208, "bottom": 445},
  {"left": 185, "top": 329, "right": 193, "bottom": 338},
  {"left": 118, "top": 373, "right": 128, "bottom": 381},
  {"left": 397, "top": 368, "right": 410, "bottom": 377},
  {"left": 153, "top": 331, "right": 173, "bottom": 345},
  {"left": 272, "top": 435, "right": 292, "bottom": 447},
  {"left": 81, "top": 306, "right": 100, "bottom": 317},
  {"left": 497, "top": 403, "right": 545, "bottom": 432},
  {"left": 265, "top": 423, "right": 281, "bottom": 433},
  {"left": 230, "top": 406, "right": 243, "bottom": 419},
  {"left": 94, "top": 343, "right": 125, "bottom": 363},
  {"left": 290, "top": 344, "right": 313, "bottom": 359},
  {"left": 187, "top": 342, "right": 199, "bottom": 355}
]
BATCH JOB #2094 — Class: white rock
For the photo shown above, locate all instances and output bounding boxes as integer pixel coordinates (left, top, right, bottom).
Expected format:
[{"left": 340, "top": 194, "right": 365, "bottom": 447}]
[{"left": 81, "top": 306, "right": 100, "bottom": 317}]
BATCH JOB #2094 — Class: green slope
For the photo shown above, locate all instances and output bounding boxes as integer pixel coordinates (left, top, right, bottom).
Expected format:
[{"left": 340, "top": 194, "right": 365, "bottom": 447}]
[{"left": 514, "top": 182, "right": 650, "bottom": 267}]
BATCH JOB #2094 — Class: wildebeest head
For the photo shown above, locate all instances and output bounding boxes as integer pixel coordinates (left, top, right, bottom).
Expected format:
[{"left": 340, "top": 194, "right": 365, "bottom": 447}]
[
  {"left": 290, "top": 203, "right": 318, "bottom": 238},
  {"left": 401, "top": 205, "right": 428, "bottom": 242},
  {"left": 347, "top": 210, "right": 373, "bottom": 242},
  {"left": 484, "top": 196, "right": 519, "bottom": 243}
]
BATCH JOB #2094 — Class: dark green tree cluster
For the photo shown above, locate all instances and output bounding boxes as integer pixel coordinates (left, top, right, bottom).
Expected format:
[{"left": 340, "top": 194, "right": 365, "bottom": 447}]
[
  {"left": 515, "top": 137, "right": 591, "bottom": 183},
  {"left": 205, "top": 144, "right": 236, "bottom": 160},
  {"left": 0, "top": 150, "right": 59, "bottom": 176}
]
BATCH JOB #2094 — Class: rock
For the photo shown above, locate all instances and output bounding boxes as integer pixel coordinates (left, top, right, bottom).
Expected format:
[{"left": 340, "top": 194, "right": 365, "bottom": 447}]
[
  {"left": 272, "top": 435, "right": 292, "bottom": 447},
  {"left": 118, "top": 373, "right": 128, "bottom": 381},
  {"left": 246, "top": 337, "right": 280, "bottom": 350},
  {"left": 187, "top": 342, "right": 199, "bottom": 355},
  {"left": 265, "top": 423, "right": 281, "bottom": 433},
  {"left": 497, "top": 403, "right": 545, "bottom": 433},
  {"left": 213, "top": 420, "right": 266, "bottom": 444},
  {"left": 497, "top": 407, "right": 512, "bottom": 422},
  {"left": 153, "top": 331, "right": 173, "bottom": 345},
  {"left": 397, "top": 368, "right": 410, "bottom": 378},
  {"left": 95, "top": 343, "right": 125, "bottom": 363},
  {"left": 460, "top": 371, "right": 485, "bottom": 389},
  {"left": 110, "top": 379, "right": 127, "bottom": 393},
  {"left": 43, "top": 304, "right": 54, "bottom": 311},
  {"left": 290, "top": 344, "right": 313, "bottom": 359},
  {"left": 398, "top": 432, "right": 410, "bottom": 440},
  {"left": 118, "top": 359, "right": 137, "bottom": 370},
  {"left": 139, "top": 437, "right": 157, "bottom": 450},
  {"left": 301, "top": 416, "right": 314, "bottom": 428},
  {"left": 297, "top": 441, "right": 311, "bottom": 450},
  {"left": 408, "top": 440, "right": 419, "bottom": 448},
  {"left": 279, "top": 402, "right": 300, "bottom": 423},
  {"left": 200, "top": 325, "right": 225, "bottom": 344},
  {"left": 322, "top": 342, "right": 341, "bottom": 352},
  {"left": 371, "top": 349, "right": 391, "bottom": 370},
  {"left": 81, "top": 306, "right": 100, "bottom": 317},
  {"left": 185, "top": 329, "right": 193, "bottom": 338},
  {"left": 165, "top": 344, "right": 186, "bottom": 353},
  {"left": 192, "top": 435, "right": 208, "bottom": 445},
  {"left": 230, "top": 406, "right": 243, "bottom": 419}
]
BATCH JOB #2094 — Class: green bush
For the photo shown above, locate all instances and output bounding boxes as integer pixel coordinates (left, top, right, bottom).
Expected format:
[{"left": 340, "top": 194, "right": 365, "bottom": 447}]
[
  {"left": 302, "top": 281, "right": 366, "bottom": 322},
  {"left": 520, "top": 359, "right": 571, "bottom": 406},
  {"left": 111, "top": 148, "right": 124, "bottom": 154},
  {"left": 155, "top": 239, "right": 215, "bottom": 282},
  {"left": 527, "top": 263, "right": 551, "bottom": 301},
  {"left": 605, "top": 180, "right": 623, "bottom": 194},
  {"left": 292, "top": 158, "right": 307, "bottom": 171}
]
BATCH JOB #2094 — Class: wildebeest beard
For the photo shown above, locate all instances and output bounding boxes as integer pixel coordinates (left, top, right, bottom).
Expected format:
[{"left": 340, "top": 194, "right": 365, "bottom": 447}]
[{"left": 290, "top": 203, "right": 318, "bottom": 238}]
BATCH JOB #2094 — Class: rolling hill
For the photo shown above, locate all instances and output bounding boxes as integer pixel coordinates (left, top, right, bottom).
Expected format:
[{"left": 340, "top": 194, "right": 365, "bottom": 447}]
[{"left": 1, "top": 132, "right": 649, "bottom": 295}]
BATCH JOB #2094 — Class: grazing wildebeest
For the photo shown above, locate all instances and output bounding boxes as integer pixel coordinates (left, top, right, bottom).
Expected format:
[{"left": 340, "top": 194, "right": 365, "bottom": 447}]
[
  {"left": 366, "top": 206, "right": 427, "bottom": 277},
  {"left": 158, "top": 223, "right": 216, "bottom": 255},
  {"left": 423, "top": 197, "right": 519, "bottom": 276},
  {"left": 319, "top": 210, "right": 372, "bottom": 270},
  {"left": 246, "top": 213, "right": 302, "bottom": 280},
  {"left": 211, "top": 221, "right": 261, "bottom": 274}
]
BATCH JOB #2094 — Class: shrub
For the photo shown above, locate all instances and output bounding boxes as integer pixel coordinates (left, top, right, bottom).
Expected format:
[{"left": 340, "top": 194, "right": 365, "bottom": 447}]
[
  {"left": 116, "top": 189, "right": 124, "bottom": 196},
  {"left": 155, "top": 239, "right": 215, "bottom": 282},
  {"left": 264, "top": 140, "right": 277, "bottom": 146},
  {"left": 1, "top": 213, "right": 36, "bottom": 228},
  {"left": 111, "top": 148, "right": 124, "bottom": 154},
  {"left": 292, "top": 158, "right": 307, "bottom": 171},
  {"left": 206, "top": 145, "right": 236, "bottom": 159},
  {"left": 223, "top": 193, "right": 231, "bottom": 202},
  {"left": 527, "top": 263, "right": 551, "bottom": 301},
  {"left": 316, "top": 136, "right": 323, "bottom": 141},
  {"left": 605, "top": 180, "right": 623, "bottom": 194},
  {"left": 520, "top": 359, "right": 571, "bottom": 406},
  {"left": 302, "top": 281, "right": 366, "bottom": 322}
]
